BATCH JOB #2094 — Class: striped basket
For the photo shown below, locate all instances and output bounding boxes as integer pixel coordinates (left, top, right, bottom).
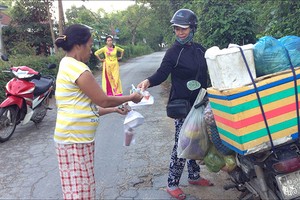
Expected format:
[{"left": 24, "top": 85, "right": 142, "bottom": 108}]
[{"left": 207, "top": 67, "right": 300, "bottom": 155}]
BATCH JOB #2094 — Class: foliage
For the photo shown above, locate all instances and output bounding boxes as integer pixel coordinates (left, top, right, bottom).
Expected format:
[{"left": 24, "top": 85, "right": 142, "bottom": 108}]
[
  {"left": 124, "top": 44, "right": 153, "bottom": 57},
  {"left": 136, "top": 0, "right": 174, "bottom": 45},
  {"left": 194, "top": 0, "right": 257, "bottom": 49},
  {"left": 252, "top": 0, "right": 300, "bottom": 38},
  {"left": 2, "top": 0, "right": 300, "bottom": 62},
  {"left": 0, "top": 0, "right": 13, "bottom": 14},
  {"left": 88, "top": 46, "right": 99, "bottom": 71},
  {"left": 2, "top": 0, "right": 54, "bottom": 55},
  {"left": 2, "top": 0, "right": 300, "bottom": 101},
  {"left": 119, "top": 4, "right": 151, "bottom": 45}
]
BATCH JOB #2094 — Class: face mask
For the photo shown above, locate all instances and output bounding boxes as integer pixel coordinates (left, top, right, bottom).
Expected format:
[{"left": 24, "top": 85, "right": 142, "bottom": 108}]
[{"left": 176, "top": 31, "right": 194, "bottom": 45}]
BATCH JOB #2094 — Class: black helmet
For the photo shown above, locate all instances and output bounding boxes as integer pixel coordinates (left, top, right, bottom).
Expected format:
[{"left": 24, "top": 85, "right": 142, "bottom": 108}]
[{"left": 170, "top": 9, "right": 198, "bottom": 31}]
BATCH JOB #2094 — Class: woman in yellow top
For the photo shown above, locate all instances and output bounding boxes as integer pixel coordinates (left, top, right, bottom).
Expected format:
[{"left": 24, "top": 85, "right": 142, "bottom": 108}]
[
  {"left": 94, "top": 35, "right": 124, "bottom": 96},
  {"left": 54, "top": 24, "right": 142, "bottom": 199}
]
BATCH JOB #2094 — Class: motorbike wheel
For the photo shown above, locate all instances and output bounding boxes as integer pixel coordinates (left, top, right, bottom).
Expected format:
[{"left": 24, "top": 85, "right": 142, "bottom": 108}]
[
  {"left": 31, "top": 98, "right": 49, "bottom": 124},
  {"left": 0, "top": 106, "right": 18, "bottom": 142}
]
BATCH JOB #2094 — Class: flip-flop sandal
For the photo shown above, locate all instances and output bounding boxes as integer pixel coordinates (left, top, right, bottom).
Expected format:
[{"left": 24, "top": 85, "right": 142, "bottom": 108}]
[
  {"left": 166, "top": 188, "right": 186, "bottom": 200},
  {"left": 188, "top": 178, "right": 214, "bottom": 186}
]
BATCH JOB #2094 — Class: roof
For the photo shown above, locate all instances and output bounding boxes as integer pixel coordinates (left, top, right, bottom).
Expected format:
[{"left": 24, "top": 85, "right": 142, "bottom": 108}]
[{"left": 0, "top": 12, "right": 11, "bottom": 25}]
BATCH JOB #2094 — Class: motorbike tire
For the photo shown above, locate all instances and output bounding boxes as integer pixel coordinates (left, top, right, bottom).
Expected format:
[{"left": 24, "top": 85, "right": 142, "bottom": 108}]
[
  {"left": 31, "top": 98, "right": 49, "bottom": 124},
  {"left": 0, "top": 106, "right": 18, "bottom": 142}
]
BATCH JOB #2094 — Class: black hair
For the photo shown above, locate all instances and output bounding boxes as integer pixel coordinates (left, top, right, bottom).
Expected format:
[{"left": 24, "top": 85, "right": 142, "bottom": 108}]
[
  {"left": 55, "top": 24, "right": 91, "bottom": 52},
  {"left": 105, "top": 35, "right": 113, "bottom": 42},
  {"left": 105, "top": 35, "right": 115, "bottom": 48}
]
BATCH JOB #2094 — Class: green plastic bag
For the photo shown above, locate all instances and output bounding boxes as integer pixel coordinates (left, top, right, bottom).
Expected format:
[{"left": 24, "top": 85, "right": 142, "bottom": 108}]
[
  {"left": 221, "top": 155, "right": 237, "bottom": 172},
  {"left": 204, "top": 145, "right": 225, "bottom": 173}
]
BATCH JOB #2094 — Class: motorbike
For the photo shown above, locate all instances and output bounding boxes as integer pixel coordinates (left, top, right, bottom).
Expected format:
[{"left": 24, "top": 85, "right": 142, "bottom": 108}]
[
  {"left": 205, "top": 104, "right": 300, "bottom": 200},
  {"left": 0, "top": 55, "right": 56, "bottom": 142},
  {"left": 224, "top": 140, "right": 300, "bottom": 200}
]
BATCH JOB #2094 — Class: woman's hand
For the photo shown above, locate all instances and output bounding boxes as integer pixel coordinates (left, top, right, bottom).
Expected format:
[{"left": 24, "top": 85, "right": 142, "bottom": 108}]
[
  {"left": 115, "top": 103, "right": 131, "bottom": 115},
  {"left": 97, "top": 104, "right": 131, "bottom": 116},
  {"left": 130, "top": 92, "right": 143, "bottom": 103},
  {"left": 137, "top": 79, "right": 150, "bottom": 91},
  {"left": 117, "top": 57, "right": 122, "bottom": 61}
]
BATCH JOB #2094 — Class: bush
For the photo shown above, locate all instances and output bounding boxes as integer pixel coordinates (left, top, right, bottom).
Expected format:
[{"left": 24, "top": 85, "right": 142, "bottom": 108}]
[{"left": 120, "top": 44, "right": 153, "bottom": 59}]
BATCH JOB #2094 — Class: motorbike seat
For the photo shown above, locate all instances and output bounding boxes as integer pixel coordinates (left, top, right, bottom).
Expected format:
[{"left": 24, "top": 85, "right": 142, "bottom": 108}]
[{"left": 32, "top": 77, "right": 54, "bottom": 96}]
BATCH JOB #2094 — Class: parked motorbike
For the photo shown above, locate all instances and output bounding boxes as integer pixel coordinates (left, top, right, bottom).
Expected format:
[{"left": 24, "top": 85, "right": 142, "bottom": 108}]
[
  {"left": 223, "top": 140, "right": 300, "bottom": 200},
  {"left": 204, "top": 103, "right": 300, "bottom": 200},
  {"left": 0, "top": 55, "right": 56, "bottom": 142}
]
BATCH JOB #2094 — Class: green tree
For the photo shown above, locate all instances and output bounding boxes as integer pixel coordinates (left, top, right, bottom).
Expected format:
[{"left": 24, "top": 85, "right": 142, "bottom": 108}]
[
  {"left": 194, "top": 0, "right": 256, "bottom": 48},
  {"left": 252, "top": 0, "right": 300, "bottom": 38},
  {"left": 0, "top": 0, "right": 13, "bottom": 14},
  {"left": 65, "top": 5, "right": 96, "bottom": 26},
  {"left": 120, "top": 4, "right": 150, "bottom": 45},
  {"left": 2, "top": 0, "right": 54, "bottom": 55},
  {"left": 64, "top": 5, "right": 111, "bottom": 47},
  {"left": 136, "top": 0, "right": 177, "bottom": 45}
]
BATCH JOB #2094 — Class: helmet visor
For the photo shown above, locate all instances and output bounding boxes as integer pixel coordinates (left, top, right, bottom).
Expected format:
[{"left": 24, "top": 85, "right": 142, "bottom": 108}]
[{"left": 171, "top": 23, "right": 189, "bottom": 29}]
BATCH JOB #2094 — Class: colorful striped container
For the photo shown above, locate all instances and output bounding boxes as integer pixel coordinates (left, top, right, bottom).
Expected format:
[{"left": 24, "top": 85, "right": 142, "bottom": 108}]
[{"left": 207, "top": 68, "right": 300, "bottom": 155}]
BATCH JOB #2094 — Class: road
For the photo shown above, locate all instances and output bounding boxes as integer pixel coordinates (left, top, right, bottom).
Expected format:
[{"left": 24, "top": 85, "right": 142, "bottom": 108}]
[{"left": 0, "top": 51, "right": 241, "bottom": 199}]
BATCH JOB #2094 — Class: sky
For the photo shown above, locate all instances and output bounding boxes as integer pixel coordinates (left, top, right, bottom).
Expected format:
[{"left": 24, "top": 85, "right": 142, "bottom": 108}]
[{"left": 59, "top": 0, "right": 136, "bottom": 13}]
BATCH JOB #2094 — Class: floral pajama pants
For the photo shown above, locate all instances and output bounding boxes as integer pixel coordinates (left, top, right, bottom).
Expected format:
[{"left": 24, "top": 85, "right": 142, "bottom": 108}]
[{"left": 167, "top": 118, "right": 201, "bottom": 188}]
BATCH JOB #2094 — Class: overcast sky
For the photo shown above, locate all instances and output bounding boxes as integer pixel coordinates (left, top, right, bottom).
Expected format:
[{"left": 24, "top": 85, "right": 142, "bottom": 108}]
[{"left": 57, "top": 0, "right": 136, "bottom": 13}]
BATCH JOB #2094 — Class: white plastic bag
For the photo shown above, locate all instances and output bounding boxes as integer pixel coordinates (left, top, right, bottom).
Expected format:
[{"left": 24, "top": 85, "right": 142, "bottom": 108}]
[
  {"left": 177, "top": 89, "right": 209, "bottom": 160},
  {"left": 128, "top": 84, "right": 154, "bottom": 109},
  {"left": 123, "top": 110, "right": 144, "bottom": 146},
  {"left": 124, "top": 127, "right": 135, "bottom": 146},
  {"left": 123, "top": 110, "right": 144, "bottom": 129},
  {"left": 128, "top": 91, "right": 154, "bottom": 109}
]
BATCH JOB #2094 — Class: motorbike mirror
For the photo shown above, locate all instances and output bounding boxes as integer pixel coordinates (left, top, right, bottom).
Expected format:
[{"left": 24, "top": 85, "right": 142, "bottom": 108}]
[
  {"left": 1, "top": 54, "right": 9, "bottom": 61},
  {"left": 47, "top": 63, "right": 56, "bottom": 69}
]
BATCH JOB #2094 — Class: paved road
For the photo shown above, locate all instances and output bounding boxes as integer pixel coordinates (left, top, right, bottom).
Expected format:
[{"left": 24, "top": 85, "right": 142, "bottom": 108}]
[{"left": 0, "top": 51, "right": 241, "bottom": 199}]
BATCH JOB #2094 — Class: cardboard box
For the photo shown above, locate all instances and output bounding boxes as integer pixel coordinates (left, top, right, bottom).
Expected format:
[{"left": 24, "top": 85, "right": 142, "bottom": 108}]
[
  {"left": 207, "top": 68, "right": 300, "bottom": 155},
  {"left": 205, "top": 44, "right": 256, "bottom": 90}
]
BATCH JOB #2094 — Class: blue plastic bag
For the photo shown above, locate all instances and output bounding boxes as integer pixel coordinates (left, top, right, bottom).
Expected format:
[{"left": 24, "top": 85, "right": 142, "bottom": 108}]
[
  {"left": 254, "top": 36, "right": 290, "bottom": 77},
  {"left": 279, "top": 35, "right": 300, "bottom": 68}
]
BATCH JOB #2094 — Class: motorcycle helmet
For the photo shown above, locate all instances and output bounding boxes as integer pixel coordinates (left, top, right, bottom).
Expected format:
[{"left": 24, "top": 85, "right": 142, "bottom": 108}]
[{"left": 170, "top": 9, "right": 198, "bottom": 31}]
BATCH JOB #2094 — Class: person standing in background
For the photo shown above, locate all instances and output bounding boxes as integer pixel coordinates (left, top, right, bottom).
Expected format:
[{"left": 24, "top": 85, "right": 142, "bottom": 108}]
[
  {"left": 54, "top": 24, "right": 142, "bottom": 200},
  {"left": 137, "top": 9, "right": 213, "bottom": 200},
  {"left": 94, "top": 35, "right": 124, "bottom": 96}
]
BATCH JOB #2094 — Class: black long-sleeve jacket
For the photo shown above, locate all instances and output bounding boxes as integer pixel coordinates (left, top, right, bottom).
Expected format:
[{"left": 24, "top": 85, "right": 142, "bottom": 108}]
[{"left": 148, "top": 40, "right": 208, "bottom": 105}]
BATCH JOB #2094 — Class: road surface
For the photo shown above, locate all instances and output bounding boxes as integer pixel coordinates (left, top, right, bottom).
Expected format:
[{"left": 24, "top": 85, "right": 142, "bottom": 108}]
[{"left": 0, "top": 51, "right": 241, "bottom": 199}]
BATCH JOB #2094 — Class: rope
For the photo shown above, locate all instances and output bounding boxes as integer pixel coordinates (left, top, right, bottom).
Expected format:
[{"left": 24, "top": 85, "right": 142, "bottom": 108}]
[{"left": 237, "top": 47, "right": 275, "bottom": 152}]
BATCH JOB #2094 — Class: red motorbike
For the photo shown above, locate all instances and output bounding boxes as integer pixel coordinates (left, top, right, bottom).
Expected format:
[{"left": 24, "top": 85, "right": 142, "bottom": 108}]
[{"left": 0, "top": 55, "right": 56, "bottom": 142}]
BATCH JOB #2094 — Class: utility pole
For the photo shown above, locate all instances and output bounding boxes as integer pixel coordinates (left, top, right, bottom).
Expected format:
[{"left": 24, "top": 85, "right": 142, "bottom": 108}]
[
  {"left": 0, "top": 5, "right": 8, "bottom": 53},
  {"left": 58, "top": 0, "right": 65, "bottom": 35}
]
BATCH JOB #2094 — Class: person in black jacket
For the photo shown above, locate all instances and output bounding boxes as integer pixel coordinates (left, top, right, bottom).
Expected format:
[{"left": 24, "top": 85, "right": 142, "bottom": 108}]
[{"left": 137, "top": 9, "right": 213, "bottom": 200}]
